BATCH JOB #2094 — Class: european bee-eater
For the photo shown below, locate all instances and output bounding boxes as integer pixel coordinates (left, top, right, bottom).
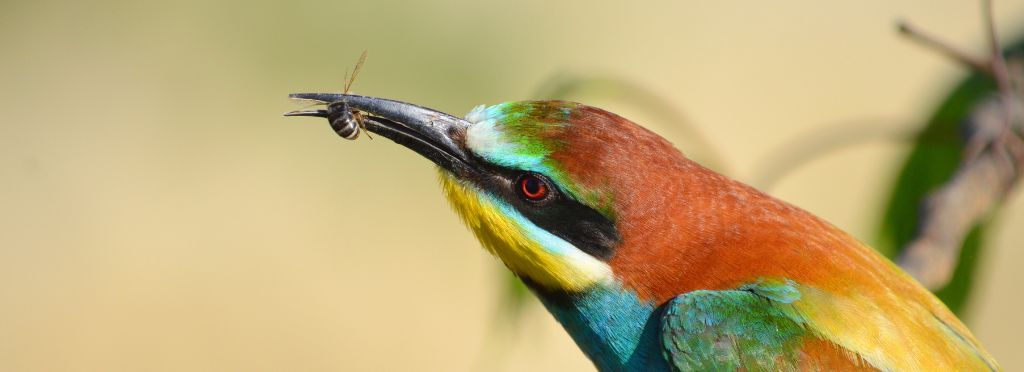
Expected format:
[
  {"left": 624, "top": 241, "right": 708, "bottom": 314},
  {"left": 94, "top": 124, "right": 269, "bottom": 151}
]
[{"left": 286, "top": 93, "right": 998, "bottom": 371}]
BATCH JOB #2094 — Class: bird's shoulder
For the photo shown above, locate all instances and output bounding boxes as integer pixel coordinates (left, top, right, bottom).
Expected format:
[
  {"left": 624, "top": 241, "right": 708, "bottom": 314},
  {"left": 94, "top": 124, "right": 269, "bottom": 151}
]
[
  {"left": 658, "top": 276, "right": 999, "bottom": 371},
  {"left": 659, "top": 278, "right": 875, "bottom": 371}
]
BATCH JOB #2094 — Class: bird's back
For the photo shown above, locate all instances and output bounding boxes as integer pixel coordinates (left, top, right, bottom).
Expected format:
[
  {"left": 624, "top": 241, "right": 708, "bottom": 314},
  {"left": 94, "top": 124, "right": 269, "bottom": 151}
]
[{"left": 620, "top": 160, "right": 999, "bottom": 371}]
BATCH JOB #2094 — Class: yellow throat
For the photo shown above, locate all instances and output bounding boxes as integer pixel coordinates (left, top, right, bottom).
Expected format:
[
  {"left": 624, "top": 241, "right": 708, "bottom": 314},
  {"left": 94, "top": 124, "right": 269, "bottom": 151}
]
[{"left": 437, "top": 171, "right": 611, "bottom": 292}]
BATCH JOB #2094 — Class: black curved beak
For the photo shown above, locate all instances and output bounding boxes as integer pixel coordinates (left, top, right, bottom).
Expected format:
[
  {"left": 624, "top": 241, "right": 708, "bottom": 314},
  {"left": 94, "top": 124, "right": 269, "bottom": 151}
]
[{"left": 286, "top": 93, "right": 474, "bottom": 175}]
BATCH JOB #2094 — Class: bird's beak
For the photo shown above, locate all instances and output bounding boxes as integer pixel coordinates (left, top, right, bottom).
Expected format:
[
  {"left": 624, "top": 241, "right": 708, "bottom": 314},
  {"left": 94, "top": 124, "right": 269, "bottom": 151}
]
[{"left": 285, "top": 93, "right": 475, "bottom": 175}]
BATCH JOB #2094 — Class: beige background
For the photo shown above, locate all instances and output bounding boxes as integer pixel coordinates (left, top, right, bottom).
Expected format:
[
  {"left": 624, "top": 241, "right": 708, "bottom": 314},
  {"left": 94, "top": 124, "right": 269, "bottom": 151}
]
[{"left": 2, "top": 0, "right": 1023, "bottom": 370}]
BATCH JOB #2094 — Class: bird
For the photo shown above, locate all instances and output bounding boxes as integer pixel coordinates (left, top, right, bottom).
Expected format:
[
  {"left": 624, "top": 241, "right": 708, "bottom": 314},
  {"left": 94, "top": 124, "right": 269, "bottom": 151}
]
[{"left": 286, "top": 93, "right": 999, "bottom": 371}]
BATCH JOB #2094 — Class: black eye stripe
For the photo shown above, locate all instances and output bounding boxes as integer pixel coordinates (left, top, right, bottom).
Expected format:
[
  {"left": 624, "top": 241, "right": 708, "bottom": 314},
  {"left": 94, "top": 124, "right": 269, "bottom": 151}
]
[{"left": 465, "top": 166, "right": 620, "bottom": 260}]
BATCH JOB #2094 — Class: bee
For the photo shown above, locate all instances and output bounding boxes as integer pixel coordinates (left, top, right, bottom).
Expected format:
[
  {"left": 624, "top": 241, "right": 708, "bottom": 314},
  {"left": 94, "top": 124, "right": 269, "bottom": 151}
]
[
  {"left": 327, "top": 101, "right": 364, "bottom": 140},
  {"left": 327, "top": 50, "right": 370, "bottom": 140}
]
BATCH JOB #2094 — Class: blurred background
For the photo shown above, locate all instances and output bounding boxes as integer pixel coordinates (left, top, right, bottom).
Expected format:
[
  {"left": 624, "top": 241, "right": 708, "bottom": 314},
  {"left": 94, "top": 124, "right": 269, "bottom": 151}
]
[{"left": 2, "top": 0, "right": 1023, "bottom": 370}]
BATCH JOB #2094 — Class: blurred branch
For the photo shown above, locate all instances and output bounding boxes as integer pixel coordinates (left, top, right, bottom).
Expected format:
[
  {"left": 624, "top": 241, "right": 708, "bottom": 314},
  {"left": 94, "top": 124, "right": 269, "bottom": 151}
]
[
  {"left": 752, "top": 120, "right": 916, "bottom": 190},
  {"left": 982, "top": 0, "right": 1013, "bottom": 100},
  {"left": 895, "top": 6, "right": 1024, "bottom": 290},
  {"left": 897, "top": 21, "right": 992, "bottom": 75}
]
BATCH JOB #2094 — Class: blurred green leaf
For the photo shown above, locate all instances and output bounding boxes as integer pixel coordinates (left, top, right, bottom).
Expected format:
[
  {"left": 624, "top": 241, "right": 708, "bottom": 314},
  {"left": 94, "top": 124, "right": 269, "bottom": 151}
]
[
  {"left": 875, "top": 38, "right": 1023, "bottom": 316},
  {"left": 473, "top": 269, "right": 532, "bottom": 372},
  {"left": 495, "top": 269, "right": 533, "bottom": 324}
]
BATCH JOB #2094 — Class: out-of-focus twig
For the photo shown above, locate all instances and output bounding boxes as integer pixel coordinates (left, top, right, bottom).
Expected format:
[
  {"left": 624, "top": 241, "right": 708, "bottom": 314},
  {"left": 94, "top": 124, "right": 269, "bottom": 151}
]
[
  {"left": 982, "top": 0, "right": 1013, "bottom": 100},
  {"left": 895, "top": 4, "right": 1024, "bottom": 290},
  {"left": 899, "top": 93, "right": 1024, "bottom": 289},
  {"left": 751, "top": 120, "right": 916, "bottom": 190},
  {"left": 897, "top": 20, "right": 992, "bottom": 75}
]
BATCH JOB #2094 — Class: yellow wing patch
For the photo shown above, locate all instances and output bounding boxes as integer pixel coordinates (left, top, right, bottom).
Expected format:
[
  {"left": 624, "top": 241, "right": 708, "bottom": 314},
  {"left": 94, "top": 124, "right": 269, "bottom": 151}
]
[{"left": 794, "top": 282, "right": 998, "bottom": 371}]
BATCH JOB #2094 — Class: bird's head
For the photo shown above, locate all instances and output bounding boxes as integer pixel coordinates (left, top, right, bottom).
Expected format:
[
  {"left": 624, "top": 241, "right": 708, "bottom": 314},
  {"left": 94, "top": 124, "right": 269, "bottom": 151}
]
[{"left": 287, "top": 94, "right": 700, "bottom": 296}]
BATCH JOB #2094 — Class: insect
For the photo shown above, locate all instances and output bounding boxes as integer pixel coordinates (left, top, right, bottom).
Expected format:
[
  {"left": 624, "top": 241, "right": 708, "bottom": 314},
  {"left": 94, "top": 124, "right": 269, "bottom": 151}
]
[{"left": 327, "top": 50, "right": 370, "bottom": 140}]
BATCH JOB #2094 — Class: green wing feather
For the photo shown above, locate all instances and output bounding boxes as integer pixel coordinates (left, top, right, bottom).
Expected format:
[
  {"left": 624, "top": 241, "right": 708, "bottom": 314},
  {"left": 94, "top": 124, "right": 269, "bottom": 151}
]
[{"left": 660, "top": 279, "right": 848, "bottom": 372}]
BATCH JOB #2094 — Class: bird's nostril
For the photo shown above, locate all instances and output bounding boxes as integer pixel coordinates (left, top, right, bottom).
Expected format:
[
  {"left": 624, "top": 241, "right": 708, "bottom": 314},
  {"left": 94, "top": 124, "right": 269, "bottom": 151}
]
[{"left": 447, "top": 126, "right": 466, "bottom": 146}]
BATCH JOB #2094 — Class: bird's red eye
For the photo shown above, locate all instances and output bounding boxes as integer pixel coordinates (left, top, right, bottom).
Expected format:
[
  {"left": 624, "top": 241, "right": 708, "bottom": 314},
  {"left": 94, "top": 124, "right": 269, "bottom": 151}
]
[{"left": 518, "top": 174, "right": 549, "bottom": 201}]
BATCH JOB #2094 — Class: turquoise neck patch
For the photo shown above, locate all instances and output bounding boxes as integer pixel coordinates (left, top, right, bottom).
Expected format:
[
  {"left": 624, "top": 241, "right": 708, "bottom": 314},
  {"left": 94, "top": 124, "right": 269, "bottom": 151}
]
[{"left": 536, "top": 282, "right": 671, "bottom": 371}]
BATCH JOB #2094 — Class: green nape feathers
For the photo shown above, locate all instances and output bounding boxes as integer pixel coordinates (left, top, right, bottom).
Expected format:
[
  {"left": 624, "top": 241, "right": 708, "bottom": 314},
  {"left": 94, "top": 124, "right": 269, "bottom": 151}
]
[{"left": 464, "top": 101, "right": 617, "bottom": 218}]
